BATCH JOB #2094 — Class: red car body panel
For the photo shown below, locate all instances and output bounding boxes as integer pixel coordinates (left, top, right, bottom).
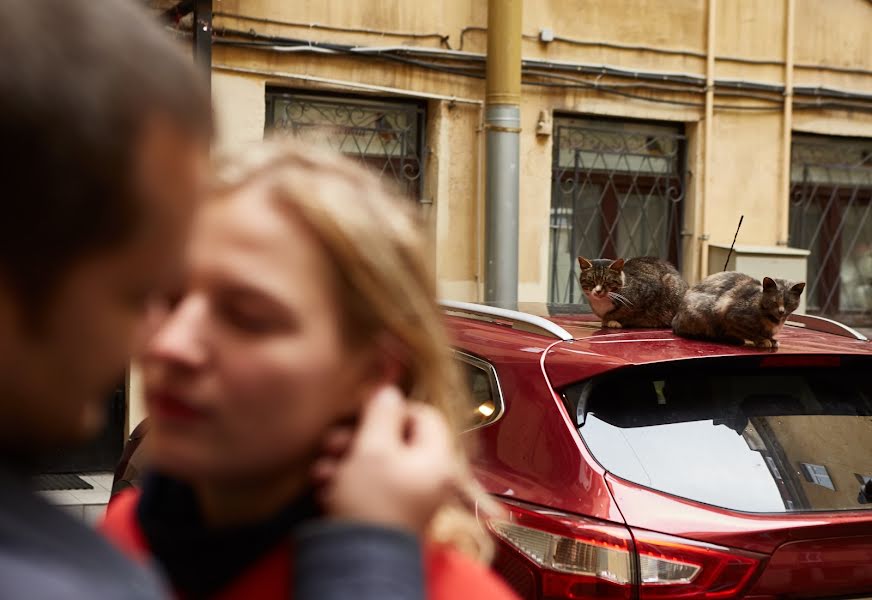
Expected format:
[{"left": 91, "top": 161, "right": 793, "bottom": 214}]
[
  {"left": 448, "top": 316, "right": 624, "bottom": 524},
  {"left": 446, "top": 307, "right": 872, "bottom": 599},
  {"left": 607, "top": 474, "right": 872, "bottom": 553},
  {"left": 749, "top": 536, "right": 872, "bottom": 598}
]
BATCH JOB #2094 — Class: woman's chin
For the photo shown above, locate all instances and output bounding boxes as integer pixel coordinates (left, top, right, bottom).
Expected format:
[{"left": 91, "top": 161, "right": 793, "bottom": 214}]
[{"left": 147, "top": 432, "right": 218, "bottom": 481}]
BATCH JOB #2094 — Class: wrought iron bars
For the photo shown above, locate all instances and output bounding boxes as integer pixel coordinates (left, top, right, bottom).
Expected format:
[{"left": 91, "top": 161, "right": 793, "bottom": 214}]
[
  {"left": 265, "top": 89, "right": 426, "bottom": 201},
  {"left": 548, "top": 117, "right": 686, "bottom": 304},
  {"left": 789, "top": 135, "right": 872, "bottom": 322}
]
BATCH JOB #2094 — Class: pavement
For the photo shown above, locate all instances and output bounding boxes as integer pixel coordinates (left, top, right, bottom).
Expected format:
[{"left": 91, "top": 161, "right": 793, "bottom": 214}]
[{"left": 39, "top": 472, "right": 113, "bottom": 525}]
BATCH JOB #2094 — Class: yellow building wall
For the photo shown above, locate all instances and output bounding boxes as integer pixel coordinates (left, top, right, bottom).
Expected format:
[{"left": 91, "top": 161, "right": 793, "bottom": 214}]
[{"left": 207, "top": 0, "right": 872, "bottom": 301}]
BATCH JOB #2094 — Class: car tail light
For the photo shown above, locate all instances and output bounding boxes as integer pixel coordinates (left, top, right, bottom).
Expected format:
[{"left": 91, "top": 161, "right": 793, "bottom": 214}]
[
  {"left": 488, "top": 499, "right": 765, "bottom": 600},
  {"left": 634, "top": 531, "right": 764, "bottom": 599},
  {"left": 489, "top": 500, "right": 634, "bottom": 599}
]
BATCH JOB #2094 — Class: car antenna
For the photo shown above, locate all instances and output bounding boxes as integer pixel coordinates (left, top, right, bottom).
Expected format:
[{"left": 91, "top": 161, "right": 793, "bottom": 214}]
[{"left": 723, "top": 215, "right": 744, "bottom": 271}]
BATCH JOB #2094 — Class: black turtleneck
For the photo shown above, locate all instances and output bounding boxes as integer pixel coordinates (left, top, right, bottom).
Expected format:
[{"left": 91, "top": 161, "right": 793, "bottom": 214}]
[
  {"left": 137, "top": 473, "right": 425, "bottom": 600},
  {"left": 137, "top": 473, "right": 318, "bottom": 597}
]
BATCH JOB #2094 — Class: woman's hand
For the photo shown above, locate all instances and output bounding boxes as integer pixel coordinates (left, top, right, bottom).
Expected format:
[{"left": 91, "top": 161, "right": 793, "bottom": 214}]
[{"left": 313, "top": 385, "right": 458, "bottom": 535}]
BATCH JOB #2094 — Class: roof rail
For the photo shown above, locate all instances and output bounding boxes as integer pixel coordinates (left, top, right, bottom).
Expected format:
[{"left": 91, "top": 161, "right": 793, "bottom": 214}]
[
  {"left": 785, "top": 314, "right": 868, "bottom": 341},
  {"left": 440, "top": 300, "right": 573, "bottom": 341}
]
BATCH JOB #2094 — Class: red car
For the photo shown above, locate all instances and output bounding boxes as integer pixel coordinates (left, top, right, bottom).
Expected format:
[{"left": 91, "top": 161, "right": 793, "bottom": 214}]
[
  {"left": 114, "top": 301, "right": 872, "bottom": 599},
  {"left": 445, "top": 302, "right": 872, "bottom": 600}
]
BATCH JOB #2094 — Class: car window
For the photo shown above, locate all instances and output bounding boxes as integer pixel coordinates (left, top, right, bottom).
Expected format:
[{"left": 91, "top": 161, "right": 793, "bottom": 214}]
[
  {"left": 456, "top": 352, "right": 503, "bottom": 430},
  {"left": 565, "top": 359, "right": 872, "bottom": 513}
]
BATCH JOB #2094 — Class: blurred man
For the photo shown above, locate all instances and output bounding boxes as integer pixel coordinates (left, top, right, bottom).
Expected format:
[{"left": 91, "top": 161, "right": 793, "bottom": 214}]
[
  {"left": 0, "top": 1, "right": 210, "bottom": 597},
  {"left": 0, "top": 4, "right": 467, "bottom": 600}
]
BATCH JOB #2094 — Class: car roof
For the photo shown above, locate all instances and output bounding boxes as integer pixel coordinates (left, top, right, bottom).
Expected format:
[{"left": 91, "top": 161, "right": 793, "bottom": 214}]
[{"left": 443, "top": 301, "right": 872, "bottom": 366}]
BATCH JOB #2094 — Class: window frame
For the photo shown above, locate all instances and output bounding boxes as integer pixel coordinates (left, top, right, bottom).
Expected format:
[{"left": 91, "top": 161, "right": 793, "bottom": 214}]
[
  {"left": 548, "top": 114, "right": 687, "bottom": 304},
  {"left": 789, "top": 133, "right": 872, "bottom": 319},
  {"left": 264, "top": 87, "right": 428, "bottom": 202}
]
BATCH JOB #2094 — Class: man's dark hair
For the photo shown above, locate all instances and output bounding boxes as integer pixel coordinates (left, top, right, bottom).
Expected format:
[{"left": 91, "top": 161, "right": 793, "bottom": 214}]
[{"left": 0, "top": 0, "right": 212, "bottom": 310}]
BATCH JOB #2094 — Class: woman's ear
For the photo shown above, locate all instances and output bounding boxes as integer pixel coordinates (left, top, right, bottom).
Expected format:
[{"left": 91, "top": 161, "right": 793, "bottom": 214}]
[{"left": 371, "top": 334, "right": 412, "bottom": 395}]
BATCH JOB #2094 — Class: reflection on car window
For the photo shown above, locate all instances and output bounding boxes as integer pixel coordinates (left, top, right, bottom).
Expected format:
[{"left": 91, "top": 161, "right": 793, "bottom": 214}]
[
  {"left": 569, "top": 362, "right": 872, "bottom": 513},
  {"left": 801, "top": 463, "right": 835, "bottom": 490},
  {"left": 456, "top": 352, "right": 502, "bottom": 429}
]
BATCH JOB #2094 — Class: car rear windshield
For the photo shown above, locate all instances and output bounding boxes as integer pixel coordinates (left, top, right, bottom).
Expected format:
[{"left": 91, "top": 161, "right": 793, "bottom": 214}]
[{"left": 566, "top": 357, "right": 872, "bottom": 514}]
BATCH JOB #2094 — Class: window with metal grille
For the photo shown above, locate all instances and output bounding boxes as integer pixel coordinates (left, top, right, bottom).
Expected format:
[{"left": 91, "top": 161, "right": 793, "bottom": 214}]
[
  {"left": 789, "top": 135, "right": 872, "bottom": 322},
  {"left": 265, "top": 89, "right": 426, "bottom": 201},
  {"left": 548, "top": 117, "right": 686, "bottom": 304}
]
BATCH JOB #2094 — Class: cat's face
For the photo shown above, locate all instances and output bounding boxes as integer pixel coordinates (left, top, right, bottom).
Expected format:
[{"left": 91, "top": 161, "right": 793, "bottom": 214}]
[
  {"left": 578, "top": 257, "right": 625, "bottom": 299},
  {"left": 760, "top": 277, "right": 806, "bottom": 325}
]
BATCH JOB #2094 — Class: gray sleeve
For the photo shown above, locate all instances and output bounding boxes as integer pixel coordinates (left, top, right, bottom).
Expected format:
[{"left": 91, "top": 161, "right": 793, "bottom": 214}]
[
  {"left": 293, "top": 521, "right": 424, "bottom": 600},
  {"left": 0, "top": 552, "right": 167, "bottom": 600}
]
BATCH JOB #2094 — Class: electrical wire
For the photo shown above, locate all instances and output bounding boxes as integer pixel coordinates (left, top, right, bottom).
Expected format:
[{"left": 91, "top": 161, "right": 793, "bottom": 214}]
[
  {"left": 211, "top": 11, "right": 872, "bottom": 79},
  {"left": 213, "top": 10, "right": 451, "bottom": 48},
  {"left": 216, "top": 26, "right": 872, "bottom": 98},
  {"left": 458, "top": 26, "right": 486, "bottom": 51},
  {"left": 524, "top": 78, "right": 784, "bottom": 111},
  {"left": 523, "top": 68, "right": 706, "bottom": 94},
  {"left": 211, "top": 30, "right": 872, "bottom": 114},
  {"left": 461, "top": 25, "right": 872, "bottom": 78}
]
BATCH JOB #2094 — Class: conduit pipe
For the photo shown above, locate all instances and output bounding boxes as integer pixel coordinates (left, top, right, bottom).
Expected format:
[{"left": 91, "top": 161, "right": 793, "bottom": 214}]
[
  {"left": 484, "top": 0, "right": 522, "bottom": 306},
  {"left": 699, "top": 0, "right": 716, "bottom": 281},
  {"left": 778, "top": 0, "right": 796, "bottom": 246}
]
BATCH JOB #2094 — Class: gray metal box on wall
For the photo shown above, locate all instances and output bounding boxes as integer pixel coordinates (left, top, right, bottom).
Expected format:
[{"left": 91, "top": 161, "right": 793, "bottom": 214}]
[{"left": 707, "top": 244, "right": 811, "bottom": 314}]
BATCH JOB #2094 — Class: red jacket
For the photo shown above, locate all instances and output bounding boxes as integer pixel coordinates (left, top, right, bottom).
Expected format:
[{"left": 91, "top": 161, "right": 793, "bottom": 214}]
[{"left": 102, "top": 490, "right": 519, "bottom": 600}]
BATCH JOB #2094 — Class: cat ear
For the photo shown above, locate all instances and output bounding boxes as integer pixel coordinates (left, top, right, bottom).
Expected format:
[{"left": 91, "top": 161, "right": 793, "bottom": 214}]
[
  {"left": 791, "top": 282, "right": 806, "bottom": 295},
  {"left": 609, "top": 258, "right": 625, "bottom": 272},
  {"left": 762, "top": 277, "right": 777, "bottom": 291},
  {"left": 578, "top": 257, "right": 592, "bottom": 270}
]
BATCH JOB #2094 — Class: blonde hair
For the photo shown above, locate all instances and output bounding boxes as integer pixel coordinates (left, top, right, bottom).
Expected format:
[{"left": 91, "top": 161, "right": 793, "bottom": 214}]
[{"left": 213, "top": 139, "right": 496, "bottom": 561}]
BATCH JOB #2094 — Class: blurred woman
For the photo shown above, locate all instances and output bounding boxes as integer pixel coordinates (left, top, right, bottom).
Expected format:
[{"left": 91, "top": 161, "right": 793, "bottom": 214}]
[{"left": 101, "top": 140, "right": 517, "bottom": 600}]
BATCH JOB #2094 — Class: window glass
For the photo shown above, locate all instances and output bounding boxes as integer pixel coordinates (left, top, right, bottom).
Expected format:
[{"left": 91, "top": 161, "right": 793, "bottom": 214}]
[{"left": 568, "top": 362, "right": 872, "bottom": 513}]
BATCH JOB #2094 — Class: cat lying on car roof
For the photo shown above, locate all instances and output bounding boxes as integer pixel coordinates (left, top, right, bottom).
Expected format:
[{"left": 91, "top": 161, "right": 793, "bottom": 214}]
[
  {"left": 578, "top": 257, "right": 806, "bottom": 349},
  {"left": 672, "top": 271, "right": 805, "bottom": 349},
  {"left": 577, "top": 256, "right": 687, "bottom": 329}
]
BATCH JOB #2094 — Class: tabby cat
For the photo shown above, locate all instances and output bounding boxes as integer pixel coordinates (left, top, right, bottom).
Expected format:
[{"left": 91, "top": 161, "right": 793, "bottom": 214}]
[
  {"left": 577, "top": 256, "right": 688, "bottom": 328},
  {"left": 672, "top": 271, "right": 805, "bottom": 348}
]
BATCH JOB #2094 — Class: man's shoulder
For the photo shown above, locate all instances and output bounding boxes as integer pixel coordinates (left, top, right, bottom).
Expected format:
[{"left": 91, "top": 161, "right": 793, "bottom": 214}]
[
  {"left": 0, "top": 548, "right": 163, "bottom": 600},
  {"left": 0, "top": 476, "right": 165, "bottom": 599}
]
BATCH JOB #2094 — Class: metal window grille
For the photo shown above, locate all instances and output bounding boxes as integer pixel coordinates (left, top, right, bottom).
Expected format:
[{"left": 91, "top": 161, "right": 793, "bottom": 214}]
[
  {"left": 789, "top": 135, "right": 872, "bottom": 322},
  {"left": 548, "top": 117, "right": 686, "bottom": 303},
  {"left": 265, "top": 89, "right": 426, "bottom": 201}
]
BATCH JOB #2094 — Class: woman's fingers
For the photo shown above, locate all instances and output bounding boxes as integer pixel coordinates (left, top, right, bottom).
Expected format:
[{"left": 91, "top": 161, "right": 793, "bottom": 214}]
[
  {"left": 404, "top": 403, "right": 453, "bottom": 451},
  {"left": 354, "top": 385, "right": 406, "bottom": 450}
]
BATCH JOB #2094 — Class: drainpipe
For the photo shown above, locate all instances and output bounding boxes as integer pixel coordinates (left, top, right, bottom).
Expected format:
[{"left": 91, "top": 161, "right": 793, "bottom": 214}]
[
  {"left": 777, "top": 0, "right": 795, "bottom": 246},
  {"left": 699, "top": 0, "right": 716, "bottom": 281},
  {"left": 193, "top": 0, "right": 212, "bottom": 93},
  {"left": 484, "top": 0, "right": 522, "bottom": 307}
]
